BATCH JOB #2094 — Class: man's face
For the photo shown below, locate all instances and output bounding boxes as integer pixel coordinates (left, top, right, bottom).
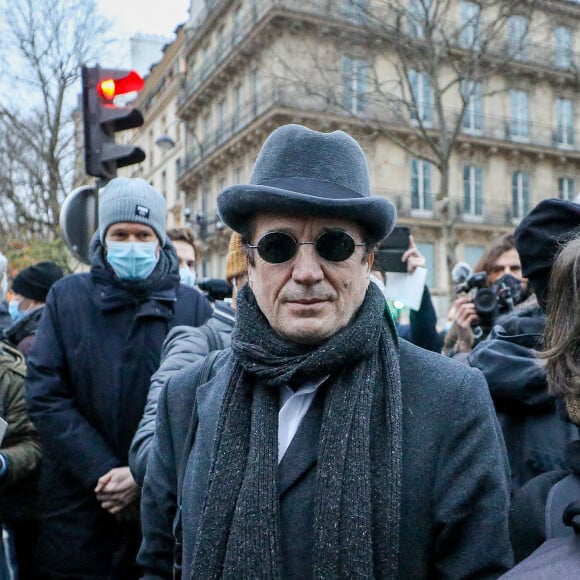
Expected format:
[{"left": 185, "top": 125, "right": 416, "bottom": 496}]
[
  {"left": 105, "top": 222, "right": 159, "bottom": 255},
  {"left": 247, "top": 213, "right": 373, "bottom": 345},
  {"left": 488, "top": 248, "right": 524, "bottom": 284},
  {"left": 172, "top": 240, "right": 196, "bottom": 273}
]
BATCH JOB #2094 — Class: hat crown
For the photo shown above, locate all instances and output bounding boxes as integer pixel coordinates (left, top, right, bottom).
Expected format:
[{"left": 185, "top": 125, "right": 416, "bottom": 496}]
[
  {"left": 249, "top": 124, "right": 370, "bottom": 198},
  {"left": 12, "top": 261, "right": 64, "bottom": 302}
]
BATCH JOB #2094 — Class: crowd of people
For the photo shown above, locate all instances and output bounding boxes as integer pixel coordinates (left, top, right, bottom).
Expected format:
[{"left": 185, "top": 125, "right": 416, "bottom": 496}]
[{"left": 1, "top": 123, "right": 580, "bottom": 578}]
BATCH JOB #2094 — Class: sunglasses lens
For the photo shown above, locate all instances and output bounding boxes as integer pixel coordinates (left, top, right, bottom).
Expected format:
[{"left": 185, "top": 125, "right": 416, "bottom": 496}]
[
  {"left": 316, "top": 231, "right": 356, "bottom": 261},
  {"left": 257, "top": 232, "right": 297, "bottom": 263}
]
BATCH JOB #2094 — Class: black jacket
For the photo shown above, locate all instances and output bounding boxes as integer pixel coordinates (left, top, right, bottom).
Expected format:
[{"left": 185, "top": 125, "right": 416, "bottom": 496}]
[
  {"left": 469, "top": 307, "right": 578, "bottom": 494},
  {"left": 509, "top": 437, "right": 580, "bottom": 563},
  {"left": 25, "top": 238, "right": 211, "bottom": 578},
  {"left": 139, "top": 340, "right": 513, "bottom": 578}
]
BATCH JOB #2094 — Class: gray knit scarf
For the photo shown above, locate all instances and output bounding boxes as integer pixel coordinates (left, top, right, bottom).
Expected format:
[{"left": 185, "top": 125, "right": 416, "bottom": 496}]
[{"left": 191, "top": 282, "right": 403, "bottom": 578}]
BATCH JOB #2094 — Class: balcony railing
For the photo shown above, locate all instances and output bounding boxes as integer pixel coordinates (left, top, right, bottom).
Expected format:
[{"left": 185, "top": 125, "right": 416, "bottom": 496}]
[
  {"left": 180, "top": 0, "right": 580, "bottom": 111},
  {"left": 375, "top": 188, "right": 520, "bottom": 228},
  {"left": 178, "top": 81, "right": 580, "bottom": 181}
]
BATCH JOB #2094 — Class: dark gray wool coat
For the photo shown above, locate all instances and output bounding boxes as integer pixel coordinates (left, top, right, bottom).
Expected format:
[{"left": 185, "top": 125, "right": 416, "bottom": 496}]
[{"left": 139, "top": 340, "right": 514, "bottom": 579}]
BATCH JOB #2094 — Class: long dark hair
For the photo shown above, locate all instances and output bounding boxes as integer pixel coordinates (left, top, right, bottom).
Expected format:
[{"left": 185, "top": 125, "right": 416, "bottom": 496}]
[{"left": 541, "top": 234, "right": 580, "bottom": 397}]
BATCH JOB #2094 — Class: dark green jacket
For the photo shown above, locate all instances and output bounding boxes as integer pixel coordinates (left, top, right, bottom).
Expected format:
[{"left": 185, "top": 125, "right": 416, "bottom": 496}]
[{"left": 0, "top": 342, "right": 40, "bottom": 521}]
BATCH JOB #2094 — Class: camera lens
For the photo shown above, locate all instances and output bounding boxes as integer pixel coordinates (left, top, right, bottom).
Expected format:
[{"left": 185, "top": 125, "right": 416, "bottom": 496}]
[{"left": 474, "top": 288, "right": 497, "bottom": 315}]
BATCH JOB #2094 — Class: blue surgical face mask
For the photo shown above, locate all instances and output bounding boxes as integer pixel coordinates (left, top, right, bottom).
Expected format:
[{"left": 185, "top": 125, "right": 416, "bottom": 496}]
[
  {"left": 8, "top": 299, "right": 22, "bottom": 321},
  {"left": 179, "top": 267, "right": 197, "bottom": 287},
  {"left": 106, "top": 241, "right": 159, "bottom": 281}
]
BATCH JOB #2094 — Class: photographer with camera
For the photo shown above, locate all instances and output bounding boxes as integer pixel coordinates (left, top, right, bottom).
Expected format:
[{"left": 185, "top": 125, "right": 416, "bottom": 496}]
[
  {"left": 468, "top": 200, "right": 580, "bottom": 495},
  {"left": 444, "top": 233, "right": 528, "bottom": 359}
]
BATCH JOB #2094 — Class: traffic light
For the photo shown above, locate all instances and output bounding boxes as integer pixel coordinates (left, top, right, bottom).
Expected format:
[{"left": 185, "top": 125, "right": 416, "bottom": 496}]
[{"left": 81, "top": 65, "right": 146, "bottom": 181}]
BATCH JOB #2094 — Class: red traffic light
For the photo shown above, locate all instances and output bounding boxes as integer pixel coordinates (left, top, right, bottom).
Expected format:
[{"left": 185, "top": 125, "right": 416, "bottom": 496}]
[{"left": 97, "top": 70, "right": 144, "bottom": 101}]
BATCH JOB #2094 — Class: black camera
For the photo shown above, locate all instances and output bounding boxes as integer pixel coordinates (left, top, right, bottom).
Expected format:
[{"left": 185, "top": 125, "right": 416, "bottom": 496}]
[
  {"left": 457, "top": 271, "right": 520, "bottom": 333},
  {"left": 197, "top": 278, "right": 233, "bottom": 302}
]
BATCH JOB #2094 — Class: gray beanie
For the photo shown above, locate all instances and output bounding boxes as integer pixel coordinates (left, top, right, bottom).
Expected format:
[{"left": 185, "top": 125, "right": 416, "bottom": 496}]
[{"left": 99, "top": 177, "right": 166, "bottom": 244}]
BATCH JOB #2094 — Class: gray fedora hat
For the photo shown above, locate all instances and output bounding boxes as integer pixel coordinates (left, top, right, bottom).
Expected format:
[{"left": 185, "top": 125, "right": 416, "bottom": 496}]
[{"left": 217, "top": 124, "right": 396, "bottom": 243}]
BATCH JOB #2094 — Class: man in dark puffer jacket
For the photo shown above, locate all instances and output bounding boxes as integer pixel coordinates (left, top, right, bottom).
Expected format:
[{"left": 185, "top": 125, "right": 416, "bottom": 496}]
[{"left": 26, "top": 178, "right": 211, "bottom": 579}]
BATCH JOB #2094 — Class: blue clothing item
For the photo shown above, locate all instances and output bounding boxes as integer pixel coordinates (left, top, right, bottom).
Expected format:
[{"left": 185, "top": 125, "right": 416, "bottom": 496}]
[
  {"left": 0, "top": 301, "right": 12, "bottom": 334},
  {"left": 7, "top": 302, "right": 20, "bottom": 323},
  {"left": 106, "top": 240, "right": 159, "bottom": 280},
  {"left": 25, "top": 236, "right": 212, "bottom": 578}
]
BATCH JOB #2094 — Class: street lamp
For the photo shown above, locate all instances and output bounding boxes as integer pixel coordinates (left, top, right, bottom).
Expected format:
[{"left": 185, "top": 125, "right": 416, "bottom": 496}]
[
  {"left": 155, "top": 120, "right": 211, "bottom": 243},
  {"left": 155, "top": 133, "right": 176, "bottom": 151},
  {"left": 154, "top": 118, "right": 182, "bottom": 151}
]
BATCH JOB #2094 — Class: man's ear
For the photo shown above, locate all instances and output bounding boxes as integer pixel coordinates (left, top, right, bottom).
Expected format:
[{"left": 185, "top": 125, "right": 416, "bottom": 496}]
[{"left": 367, "top": 250, "right": 375, "bottom": 274}]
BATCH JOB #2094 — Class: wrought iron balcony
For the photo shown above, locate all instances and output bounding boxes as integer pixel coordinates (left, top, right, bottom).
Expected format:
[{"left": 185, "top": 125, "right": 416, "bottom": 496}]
[
  {"left": 180, "top": 0, "right": 580, "bottom": 113},
  {"left": 178, "top": 81, "right": 580, "bottom": 182}
]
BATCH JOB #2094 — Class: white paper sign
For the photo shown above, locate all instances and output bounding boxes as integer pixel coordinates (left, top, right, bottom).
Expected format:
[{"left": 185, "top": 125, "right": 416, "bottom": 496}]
[{"left": 384, "top": 267, "right": 428, "bottom": 311}]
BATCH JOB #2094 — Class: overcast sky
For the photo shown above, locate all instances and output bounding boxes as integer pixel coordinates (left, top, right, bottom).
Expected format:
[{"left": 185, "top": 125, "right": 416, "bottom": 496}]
[{"left": 97, "top": 0, "right": 189, "bottom": 38}]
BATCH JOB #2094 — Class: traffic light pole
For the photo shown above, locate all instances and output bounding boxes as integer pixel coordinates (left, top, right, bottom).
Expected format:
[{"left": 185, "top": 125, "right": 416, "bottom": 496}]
[{"left": 81, "top": 64, "right": 146, "bottom": 181}]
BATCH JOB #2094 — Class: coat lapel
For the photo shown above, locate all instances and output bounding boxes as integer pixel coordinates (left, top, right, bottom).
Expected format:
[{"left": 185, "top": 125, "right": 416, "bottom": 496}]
[{"left": 278, "top": 388, "right": 325, "bottom": 497}]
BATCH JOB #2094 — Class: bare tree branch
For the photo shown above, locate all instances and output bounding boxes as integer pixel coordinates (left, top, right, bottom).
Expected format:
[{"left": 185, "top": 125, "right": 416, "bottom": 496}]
[{"left": 0, "top": 0, "right": 109, "bottom": 246}]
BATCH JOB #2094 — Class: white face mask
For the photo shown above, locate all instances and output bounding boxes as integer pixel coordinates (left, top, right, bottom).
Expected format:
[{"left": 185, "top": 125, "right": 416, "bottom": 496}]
[{"left": 179, "top": 267, "right": 197, "bottom": 287}]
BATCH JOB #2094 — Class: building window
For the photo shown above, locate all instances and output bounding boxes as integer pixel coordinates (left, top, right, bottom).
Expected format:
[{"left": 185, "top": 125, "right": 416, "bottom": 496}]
[
  {"left": 234, "top": 166, "right": 243, "bottom": 184},
  {"left": 250, "top": 69, "right": 260, "bottom": 116},
  {"left": 201, "top": 46, "right": 210, "bottom": 80},
  {"left": 217, "top": 98, "right": 226, "bottom": 144},
  {"left": 465, "top": 244, "right": 485, "bottom": 269},
  {"left": 233, "top": 6, "right": 244, "bottom": 44},
  {"left": 409, "top": 0, "right": 431, "bottom": 38},
  {"left": 509, "top": 15, "right": 529, "bottom": 60},
  {"left": 463, "top": 165, "right": 483, "bottom": 217},
  {"left": 554, "top": 26, "right": 573, "bottom": 68},
  {"left": 460, "top": 1, "right": 480, "bottom": 49},
  {"left": 342, "top": 56, "right": 368, "bottom": 114},
  {"left": 409, "top": 70, "right": 433, "bottom": 125},
  {"left": 416, "top": 242, "right": 435, "bottom": 288},
  {"left": 217, "top": 27, "right": 226, "bottom": 62},
  {"left": 512, "top": 171, "right": 530, "bottom": 220},
  {"left": 509, "top": 90, "right": 530, "bottom": 142},
  {"left": 555, "top": 98, "right": 575, "bottom": 148},
  {"left": 233, "top": 84, "right": 243, "bottom": 132},
  {"left": 461, "top": 79, "right": 483, "bottom": 133},
  {"left": 202, "top": 112, "right": 212, "bottom": 144},
  {"left": 558, "top": 177, "right": 575, "bottom": 200},
  {"left": 342, "top": 0, "right": 368, "bottom": 23},
  {"left": 411, "top": 159, "right": 433, "bottom": 212},
  {"left": 251, "top": 0, "right": 259, "bottom": 23},
  {"left": 201, "top": 190, "right": 211, "bottom": 214}
]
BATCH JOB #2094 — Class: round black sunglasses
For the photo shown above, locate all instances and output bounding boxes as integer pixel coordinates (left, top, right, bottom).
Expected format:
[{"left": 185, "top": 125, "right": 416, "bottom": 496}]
[{"left": 247, "top": 230, "right": 366, "bottom": 264}]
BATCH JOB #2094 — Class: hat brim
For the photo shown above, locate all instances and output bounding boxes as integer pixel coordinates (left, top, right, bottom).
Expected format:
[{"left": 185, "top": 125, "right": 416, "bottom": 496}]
[{"left": 218, "top": 184, "right": 397, "bottom": 244}]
